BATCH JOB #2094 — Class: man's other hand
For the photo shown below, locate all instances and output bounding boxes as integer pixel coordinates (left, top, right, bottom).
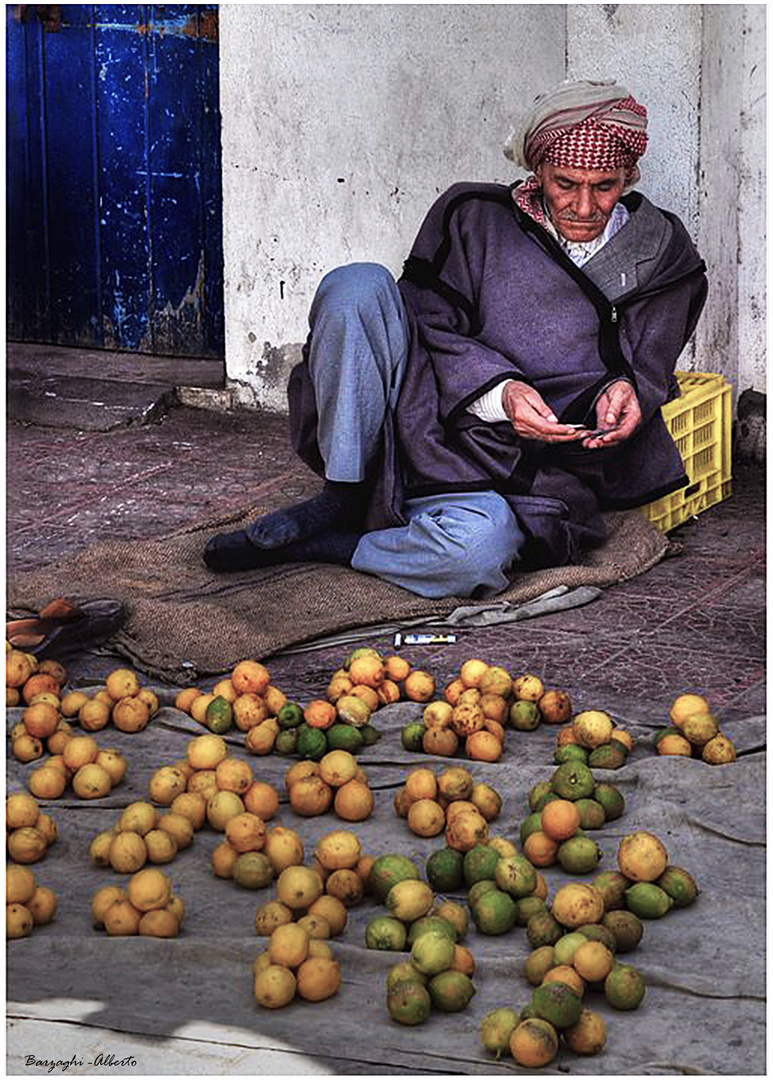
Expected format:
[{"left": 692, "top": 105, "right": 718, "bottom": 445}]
[
  {"left": 502, "top": 381, "right": 589, "bottom": 443},
  {"left": 582, "top": 379, "right": 642, "bottom": 448}
]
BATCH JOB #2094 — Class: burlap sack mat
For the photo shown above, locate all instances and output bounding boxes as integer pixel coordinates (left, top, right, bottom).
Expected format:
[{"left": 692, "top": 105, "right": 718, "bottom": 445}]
[{"left": 6, "top": 506, "right": 667, "bottom": 685}]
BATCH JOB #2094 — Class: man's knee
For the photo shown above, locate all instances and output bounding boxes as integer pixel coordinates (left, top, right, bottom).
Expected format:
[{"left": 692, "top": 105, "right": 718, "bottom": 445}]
[
  {"left": 421, "top": 498, "right": 523, "bottom": 597},
  {"left": 315, "top": 262, "right": 397, "bottom": 313}
]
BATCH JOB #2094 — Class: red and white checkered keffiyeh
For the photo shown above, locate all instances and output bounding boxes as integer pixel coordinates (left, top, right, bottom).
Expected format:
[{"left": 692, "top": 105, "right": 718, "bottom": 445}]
[{"left": 506, "top": 80, "right": 648, "bottom": 225}]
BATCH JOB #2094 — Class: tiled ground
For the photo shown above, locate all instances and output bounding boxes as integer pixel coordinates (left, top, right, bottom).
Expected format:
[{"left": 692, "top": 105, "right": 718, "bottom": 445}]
[{"left": 5, "top": 397, "right": 766, "bottom": 731}]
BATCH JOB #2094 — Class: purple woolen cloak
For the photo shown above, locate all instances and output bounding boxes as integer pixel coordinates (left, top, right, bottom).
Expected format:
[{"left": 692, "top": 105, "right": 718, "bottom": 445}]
[{"left": 290, "top": 181, "right": 708, "bottom": 569}]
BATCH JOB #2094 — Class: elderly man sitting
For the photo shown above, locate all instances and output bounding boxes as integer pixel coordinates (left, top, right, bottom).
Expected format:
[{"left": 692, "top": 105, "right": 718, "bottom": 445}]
[{"left": 205, "top": 79, "right": 707, "bottom": 598}]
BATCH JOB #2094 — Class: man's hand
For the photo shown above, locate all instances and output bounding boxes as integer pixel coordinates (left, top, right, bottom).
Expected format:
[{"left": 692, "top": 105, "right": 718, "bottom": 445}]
[
  {"left": 582, "top": 379, "right": 642, "bottom": 449},
  {"left": 502, "top": 381, "right": 588, "bottom": 443}
]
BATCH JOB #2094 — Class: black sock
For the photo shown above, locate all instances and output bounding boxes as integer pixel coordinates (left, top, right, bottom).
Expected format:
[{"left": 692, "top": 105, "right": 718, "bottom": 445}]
[
  {"left": 204, "top": 528, "right": 362, "bottom": 573},
  {"left": 247, "top": 480, "right": 368, "bottom": 549}
]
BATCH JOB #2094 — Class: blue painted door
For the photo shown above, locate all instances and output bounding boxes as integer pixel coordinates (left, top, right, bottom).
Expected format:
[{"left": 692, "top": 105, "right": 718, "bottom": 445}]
[{"left": 6, "top": 4, "right": 224, "bottom": 358}]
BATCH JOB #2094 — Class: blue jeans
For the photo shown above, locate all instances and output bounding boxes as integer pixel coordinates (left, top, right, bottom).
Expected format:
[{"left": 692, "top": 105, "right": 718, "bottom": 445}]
[{"left": 307, "top": 262, "right": 524, "bottom": 598}]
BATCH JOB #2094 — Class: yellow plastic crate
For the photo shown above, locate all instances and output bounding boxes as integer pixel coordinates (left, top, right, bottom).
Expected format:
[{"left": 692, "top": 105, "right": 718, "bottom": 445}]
[{"left": 640, "top": 370, "right": 733, "bottom": 532}]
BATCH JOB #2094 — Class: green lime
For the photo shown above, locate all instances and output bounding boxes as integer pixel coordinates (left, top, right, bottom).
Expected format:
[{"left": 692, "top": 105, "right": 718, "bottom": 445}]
[
  {"left": 553, "top": 931, "right": 589, "bottom": 966},
  {"left": 231, "top": 851, "right": 274, "bottom": 890},
  {"left": 553, "top": 744, "right": 589, "bottom": 765},
  {"left": 604, "top": 962, "right": 646, "bottom": 1010},
  {"left": 602, "top": 910, "right": 643, "bottom": 953},
  {"left": 593, "top": 782, "right": 625, "bottom": 820},
  {"left": 592, "top": 870, "right": 629, "bottom": 911},
  {"left": 495, "top": 854, "right": 537, "bottom": 898},
  {"left": 369, "top": 854, "right": 421, "bottom": 903},
  {"left": 574, "top": 798, "right": 606, "bottom": 829},
  {"left": 426, "top": 846, "right": 464, "bottom": 892},
  {"left": 523, "top": 945, "right": 556, "bottom": 986},
  {"left": 470, "top": 888, "right": 518, "bottom": 935},
  {"left": 557, "top": 835, "right": 602, "bottom": 875},
  {"left": 625, "top": 882, "right": 673, "bottom": 919},
  {"left": 295, "top": 723, "right": 327, "bottom": 761},
  {"left": 400, "top": 721, "right": 426, "bottom": 752},
  {"left": 359, "top": 723, "right": 381, "bottom": 746},
  {"left": 427, "top": 970, "right": 475, "bottom": 1012},
  {"left": 515, "top": 895, "right": 547, "bottom": 927},
  {"left": 533, "top": 790, "right": 561, "bottom": 814},
  {"left": 527, "top": 781, "right": 554, "bottom": 812},
  {"left": 385, "top": 961, "right": 427, "bottom": 994},
  {"left": 656, "top": 865, "right": 699, "bottom": 907},
  {"left": 467, "top": 878, "right": 498, "bottom": 907},
  {"left": 509, "top": 700, "right": 541, "bottom": 731},
  {"left": 480, "top": 1007, "right": 520, "bottom": 1059},
  {"left": 205, "top": 695, "right": 233, "bottom": 734},
  {"left": 276, "top": 702, "right": 304, "bottom": 729},
  {"left": 529, "top": 981, "right": 583, "bottom": 1029},
  {"left": 463, "top": 844, "right": 500, "bottom": 887},
  {"left": 326, "top": 722, "right": 365, "bottom": 752},
  {"left": 525, "top": 909, "right": 563, "bottom": 949},
  {"left": 575, "top": 922, "right": 618, "bottom": 953},
  {"left": 519, "top": 811, "right": 544, "bottom": 844},
  {"left": 410, "top": 930, "right": 455, "bottom": 976},
  {"left": 406, "top": 915, "right": 457, "bottom": 947},
  {"left": 588, "top": 742, "right": 627, "bottom": 769},
  {"left": 387, "top": 980, "right": 431, "bottom": 1025},
  {"left": 274, "top": 729, "right": 299, "bottom": 756},
  {"left": 365, "top": 915, "right": 407, "bottom": 951},
  {"left": 550, "top": 761, "right": 594, "bottom": 800}
]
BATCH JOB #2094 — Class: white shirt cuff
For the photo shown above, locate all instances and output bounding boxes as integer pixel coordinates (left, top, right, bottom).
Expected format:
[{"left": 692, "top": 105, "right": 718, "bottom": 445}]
[{"left": 467, "top": 380, "right": 515, "bottom": 422}]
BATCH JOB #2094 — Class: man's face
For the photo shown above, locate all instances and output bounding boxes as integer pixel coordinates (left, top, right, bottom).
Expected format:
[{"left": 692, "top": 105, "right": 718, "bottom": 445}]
[{"left": 538, "top": 163, "right": 627, "bottom": 242}]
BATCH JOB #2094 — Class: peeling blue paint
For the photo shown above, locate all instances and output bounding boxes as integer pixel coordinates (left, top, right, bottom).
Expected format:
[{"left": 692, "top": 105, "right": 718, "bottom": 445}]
[{"left": 6, "top": 4, "right": 224, "bottom": 358}]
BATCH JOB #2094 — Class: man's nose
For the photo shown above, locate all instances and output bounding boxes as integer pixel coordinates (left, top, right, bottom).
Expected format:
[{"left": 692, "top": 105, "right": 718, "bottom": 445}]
[{"left": 576, "top": 185, "right": 595, "bottom": 217}]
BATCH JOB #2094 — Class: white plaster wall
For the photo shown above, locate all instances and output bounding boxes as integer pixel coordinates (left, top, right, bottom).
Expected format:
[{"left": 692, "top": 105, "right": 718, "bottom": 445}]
[
  {"left": 736, "top": 5, "right": 766, "bottom": 396},
  {"left": 220, "top": 4, "right": 766, "bottom": 408},
  {"left": 567, "top": 3, "right": 702, "bottom": 235},
  {"left": 220, "top": 4, "right": 565, "bottom": 409}
]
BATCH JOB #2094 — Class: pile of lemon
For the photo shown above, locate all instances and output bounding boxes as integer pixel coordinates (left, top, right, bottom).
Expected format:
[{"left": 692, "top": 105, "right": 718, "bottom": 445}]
[
  {"left": 89, "top": 799, "right": 195, "bottom": 873},
  {"left": 9, "top": 657, "right": 155, "bottom": 765},
  {"left": 26, "top": 734, "right": 128, "bottom": 803},
  {"left": 6, "top": 648, "right": 68, "bottom": 709},
  {"left": 481, "top": 880, "right": 648, "bottom": 1066},
  {"left": 399, "top": 659, "right": 572, "bottom": 762},
  {"left": 328, "top": 647, "right": 435, "bottom": 711},
  {"left": 6, "top": 864, "right": 57, "bottom": 939},
  {"left": 616, "top": 829, "right": 699, "bottom": 920},
  {"left": 656, "top": 692, "right": 737, "bottom": 763},
  {"left": 254, "top": 921, "right": 342, "bottom": 1008},
  {"left": 281, "top": 751, "right": 375, "bottom": 822},
  {"left": 519, "top": 767, "right": 626, "bottom": 874},
  {"left": 255, "top": 857, "right": 356, "bottom": 941},
  {"left": 383, "top": 905, "right": 477, "bottom": 1025},
  {"left": 91, "top": 868, "right": 183, "bottom": 937},
  {"left": 6, "top": 792, "right": 58, "bottom": 865},
  {"left": 552, "top": 708, "right": 635, "bottom": 770},
  {"left": 174, "top": 659, "right": 288, "bottom": 743},
  {"left": 392, "top": 764, "right": 501, "bottom": 845}
]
